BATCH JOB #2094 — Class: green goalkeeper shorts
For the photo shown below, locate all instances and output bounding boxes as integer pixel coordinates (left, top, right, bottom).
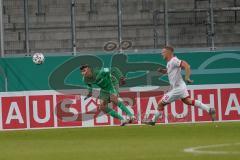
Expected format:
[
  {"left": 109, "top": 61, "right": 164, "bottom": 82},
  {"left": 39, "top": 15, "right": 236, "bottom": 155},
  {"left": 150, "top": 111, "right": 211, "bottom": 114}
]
[{"left": 99, "top": 84, "right": 119, "bottom": 102}]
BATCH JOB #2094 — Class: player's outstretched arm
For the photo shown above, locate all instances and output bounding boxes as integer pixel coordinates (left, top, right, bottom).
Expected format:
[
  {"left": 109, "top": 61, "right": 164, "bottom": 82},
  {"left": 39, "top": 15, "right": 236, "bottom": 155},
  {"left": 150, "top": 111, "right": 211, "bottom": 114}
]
[
  {"left": 181, "top": 61, "right": 193, "bottom": 83},
  {"left": 111, "top": 67, "right": 126, "bottom": 86},
  {"left": 157, "top": 68, "right": 167, "bottom": 74}
]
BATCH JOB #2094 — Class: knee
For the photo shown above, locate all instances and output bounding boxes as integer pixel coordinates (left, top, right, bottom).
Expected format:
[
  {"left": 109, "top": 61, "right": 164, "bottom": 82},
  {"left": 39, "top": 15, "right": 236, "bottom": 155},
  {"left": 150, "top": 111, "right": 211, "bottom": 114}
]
[
  {"left": 110, "top": 95, "right": 118, "bottom": 103},
  {"left": 99, "top": 102, "right": 107, "bottom": 111},
  {"left": 158, "top": 101, "right": 166, "bottom": 111},
  {"left": 182, "top": 98, "right": 193, "bottom": 105}
]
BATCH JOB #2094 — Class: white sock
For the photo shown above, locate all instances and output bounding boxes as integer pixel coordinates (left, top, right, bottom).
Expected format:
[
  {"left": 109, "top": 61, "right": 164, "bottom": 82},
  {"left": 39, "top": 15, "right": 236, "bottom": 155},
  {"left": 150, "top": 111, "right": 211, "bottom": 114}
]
[
  {"left": 194, "top": 100, "right": 210, "bottom": 112},
  {"left": 152, "top": 111, "right": 163, "bottom": 122}
]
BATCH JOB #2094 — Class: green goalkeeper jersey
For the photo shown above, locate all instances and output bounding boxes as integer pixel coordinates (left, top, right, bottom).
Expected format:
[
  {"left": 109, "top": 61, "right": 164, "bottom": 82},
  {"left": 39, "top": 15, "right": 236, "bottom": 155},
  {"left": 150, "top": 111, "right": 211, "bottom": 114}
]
[{"left": 83, "top": 67, "right": 123, "bottom": 94}]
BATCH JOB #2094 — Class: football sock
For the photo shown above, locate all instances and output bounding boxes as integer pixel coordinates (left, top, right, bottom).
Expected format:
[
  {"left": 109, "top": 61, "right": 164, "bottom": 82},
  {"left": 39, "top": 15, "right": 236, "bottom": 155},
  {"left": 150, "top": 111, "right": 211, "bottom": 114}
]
[
  {"left": 193, "top": 100, "right": 210, "bottom": 112},
  {"left": 105, "top": 106, "right": 124, "bottom": 120},
  {"left": 117, "top": 101, "right": 133, "bottom": 117},
  {"left": 152, "top": 110, "right": 163, "bottom": 122}
]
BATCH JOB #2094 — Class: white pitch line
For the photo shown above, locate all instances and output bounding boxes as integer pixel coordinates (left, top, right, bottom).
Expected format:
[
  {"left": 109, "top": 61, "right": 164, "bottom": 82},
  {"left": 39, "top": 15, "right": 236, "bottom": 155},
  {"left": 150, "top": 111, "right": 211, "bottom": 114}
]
[{"left": 184, "top": 143, "right": 240, "bottom": 155}]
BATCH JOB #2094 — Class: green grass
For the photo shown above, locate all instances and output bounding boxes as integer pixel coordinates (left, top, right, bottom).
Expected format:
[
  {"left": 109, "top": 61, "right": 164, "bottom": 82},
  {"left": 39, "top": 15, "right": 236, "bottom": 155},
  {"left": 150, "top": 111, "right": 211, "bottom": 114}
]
[{"left": 0, "top": 122, "right": 240, "bottom": 160}]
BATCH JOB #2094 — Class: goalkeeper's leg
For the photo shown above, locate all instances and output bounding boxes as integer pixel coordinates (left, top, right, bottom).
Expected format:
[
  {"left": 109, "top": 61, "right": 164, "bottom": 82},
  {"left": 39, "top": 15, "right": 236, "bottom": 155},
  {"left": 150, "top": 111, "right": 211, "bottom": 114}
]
[
  {"left": 110, "top": 94, "right": 133, "bottom": 117},
  {"left": 110, "top": 84, "right": 134, "bottom": 118},
  {"left": 99, "top": 100, "right": 124, "bottom": 121}
]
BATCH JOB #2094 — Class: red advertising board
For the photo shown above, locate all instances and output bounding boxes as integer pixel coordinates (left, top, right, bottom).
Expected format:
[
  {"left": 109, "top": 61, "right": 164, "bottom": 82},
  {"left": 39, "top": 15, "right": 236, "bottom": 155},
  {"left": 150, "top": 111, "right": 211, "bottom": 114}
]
[
  {"left": 139, "top": 91, "right": 165, "bottom": 123},
  {"left": 56, "top": 95, "right": 82, "bottom": 127},
  {"left": 0, "top": 84, "right": 239, "bottom": 130},
  {"left": 221, "top": 88, "right": 240, "bottom": 120},
  {"left": 29, "top": 95, "right": 54, "bottom": 128},
  {"left": 1, "top": 96, "right": 27, "bottom": 129},
  {"left": 193, "top": 89, "right": 219, "bottom": 122},
  {"left": 113, "top": 91, "right": 138, "bottom": 125}
]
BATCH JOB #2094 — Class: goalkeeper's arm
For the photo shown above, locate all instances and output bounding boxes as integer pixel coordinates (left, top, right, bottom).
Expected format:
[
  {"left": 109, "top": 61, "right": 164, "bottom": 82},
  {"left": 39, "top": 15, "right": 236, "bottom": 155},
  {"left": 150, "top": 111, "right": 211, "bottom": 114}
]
[
  {"left": 84, "top": 83, "right": 93, "bottom": 100},
  {"left": 111, "top": 67, "right": 126, "bottom": 85}
]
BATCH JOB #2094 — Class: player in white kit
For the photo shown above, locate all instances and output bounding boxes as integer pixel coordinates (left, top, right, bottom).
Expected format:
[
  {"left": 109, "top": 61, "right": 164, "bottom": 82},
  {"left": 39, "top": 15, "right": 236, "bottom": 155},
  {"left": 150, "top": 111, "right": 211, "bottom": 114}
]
[{"left": 144, "top": 46, "right": 216, "bottom": 126}]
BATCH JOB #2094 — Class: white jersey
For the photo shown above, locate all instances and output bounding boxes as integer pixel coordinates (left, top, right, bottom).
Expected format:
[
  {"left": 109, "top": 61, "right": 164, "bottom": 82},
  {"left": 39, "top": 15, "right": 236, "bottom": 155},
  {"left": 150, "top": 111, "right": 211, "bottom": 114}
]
[
  {"left": 160, "top": 57, "right": 189, "bottom": 104},
  {"left": 166, "top": 56, "right": 186, "bottom": 88}
]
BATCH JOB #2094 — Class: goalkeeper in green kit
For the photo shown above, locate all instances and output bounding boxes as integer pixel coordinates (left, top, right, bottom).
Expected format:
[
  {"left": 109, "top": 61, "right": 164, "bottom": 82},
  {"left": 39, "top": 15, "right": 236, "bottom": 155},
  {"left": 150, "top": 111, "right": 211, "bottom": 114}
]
[{"left": 80, "top": 64, "right": 135, "bottom": 126}]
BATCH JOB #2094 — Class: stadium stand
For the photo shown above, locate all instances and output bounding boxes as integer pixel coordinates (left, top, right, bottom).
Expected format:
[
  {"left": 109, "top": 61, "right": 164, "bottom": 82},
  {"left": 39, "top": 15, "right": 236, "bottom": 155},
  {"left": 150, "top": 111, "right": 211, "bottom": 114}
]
[{"left": 2, "top": 0, "right": 240, "bottom": 54}]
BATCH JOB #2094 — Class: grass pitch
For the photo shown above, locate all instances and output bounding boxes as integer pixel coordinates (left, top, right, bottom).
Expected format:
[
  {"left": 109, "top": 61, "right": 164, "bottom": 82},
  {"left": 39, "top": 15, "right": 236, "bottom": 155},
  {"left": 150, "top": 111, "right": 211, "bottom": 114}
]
[{"left": 0, "top": 122, "right": 239, "bottom": 160}]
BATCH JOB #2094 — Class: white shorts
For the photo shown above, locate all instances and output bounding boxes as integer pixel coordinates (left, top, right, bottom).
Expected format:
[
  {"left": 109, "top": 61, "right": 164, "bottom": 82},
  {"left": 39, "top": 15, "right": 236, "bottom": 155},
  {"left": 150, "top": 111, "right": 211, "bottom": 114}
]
[{"left": 161, "top": 85, "right": 189, "bottom": 104}]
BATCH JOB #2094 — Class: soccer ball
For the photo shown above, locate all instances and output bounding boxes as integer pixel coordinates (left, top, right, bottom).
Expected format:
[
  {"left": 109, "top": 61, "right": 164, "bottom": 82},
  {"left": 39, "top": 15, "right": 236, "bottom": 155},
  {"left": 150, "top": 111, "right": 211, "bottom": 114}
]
[{"left": 32, "top": 53, "right": 45, "bottom": 65}]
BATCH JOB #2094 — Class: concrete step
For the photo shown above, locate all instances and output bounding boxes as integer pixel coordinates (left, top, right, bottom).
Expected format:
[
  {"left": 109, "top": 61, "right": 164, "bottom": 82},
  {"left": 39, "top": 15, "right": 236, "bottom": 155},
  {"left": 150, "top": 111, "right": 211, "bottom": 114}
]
[
  {"left": 5, "top": 41, "right": 24, "bottom": 50},
  {"left": 5, "top": 12, "right": 236, "bottom": 29},
  {"left": 5, "top": 49, "right": 25, "bottom": 54},
  {"left": 4, "top": 36, "right": 156, "bottom": 52},
  {"left": 216, "top": 42, "right": 240, "bottom": 48},
  {"left": 4, "top": 0, "right": 237, "bottom": 15},
  {"left": 76, "top": 36, "right": 155, "bottom": 49},
  {"left": 5, "top": 0, "right": 236, "bottom": 17},
  {"left": 6, "top": 11, "right": 155, "bottom": 23},
  {"left": 168, "top": 0, "right": 195, "bottom": 9},
  {"left": 215, "top": 33, "right": 240, "bottom": 43},
  {"left": 4, "top": 18, "right": 154, "bottom": 31},
  {"left": 194, "top": 0, "right": 236, "bottom": 8},
  {"left": 4, "top": 31, "right": 20, "bottom": 41},
  {"left": 169, "top": 34, "right": 207, "bottom": 45},
  {"left": 4, "top": 34, "right": 240, "bottom": 54},
  {"left": 215, "top": 11, "right": 239, "bottom": 23},
  {"left": 5, "top": 26, "right": 154, "bottom": 41},
  {"left": 3, "top": 0, "right": 86, "bottom": 8},
  {"left": 173, "top": 43, "right": 208, "bottom": 48},
  {"left": 156, "top": 23, "right": 240, "bottom": 36},
  {"left": 215, "top": 24, "right": 240, "bottom": 33},
  {"left": 29, "top": 39, "right": 72, "bottom": 50},
  {"left": 4, "top": 5, "right": 37, "bottom": 16},
  {"left": 4, "top": 23, "right": 239, "bottom": 43},
  {"left": 3, "top": 0, "right": 28, "bottom": 8}
]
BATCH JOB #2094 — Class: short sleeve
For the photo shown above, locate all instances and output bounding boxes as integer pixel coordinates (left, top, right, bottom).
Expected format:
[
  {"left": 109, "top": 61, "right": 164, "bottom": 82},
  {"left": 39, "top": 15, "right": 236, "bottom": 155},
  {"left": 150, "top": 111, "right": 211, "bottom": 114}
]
[
  {"left": 111, "top": 67, "right": 124, "bottom": 80},
  {"left": 172, "top": 57, "right": 182, "bottom": 68},
  {"left": 97, "top": 68, "right": 110, "bottom": 79}
]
